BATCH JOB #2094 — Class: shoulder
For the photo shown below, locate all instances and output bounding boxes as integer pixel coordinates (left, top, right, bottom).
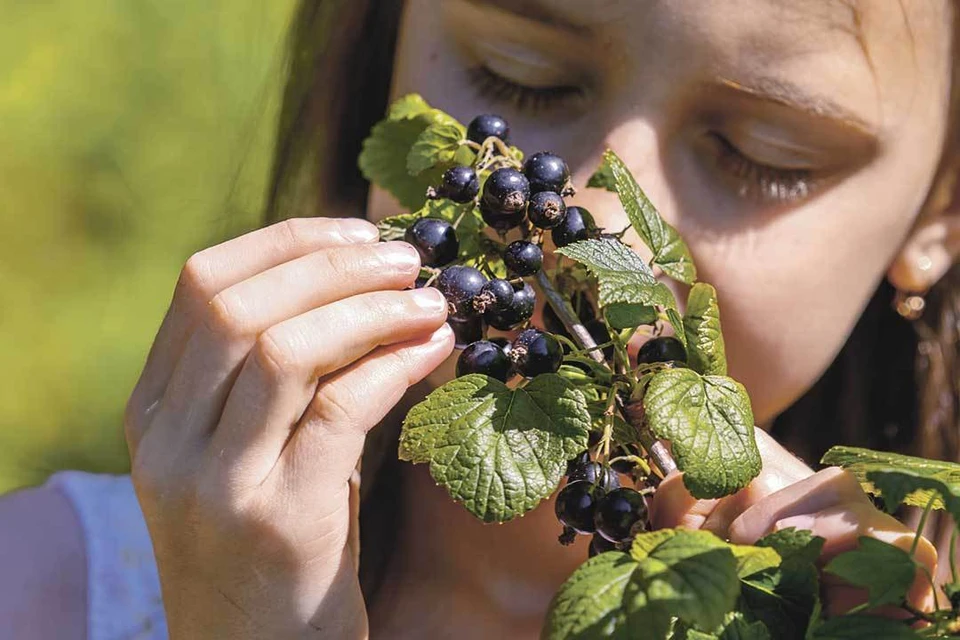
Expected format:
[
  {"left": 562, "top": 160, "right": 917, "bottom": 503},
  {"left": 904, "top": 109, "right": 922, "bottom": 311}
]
[{"left": 0, "top": 480, "right": 87, "bottom": 639}]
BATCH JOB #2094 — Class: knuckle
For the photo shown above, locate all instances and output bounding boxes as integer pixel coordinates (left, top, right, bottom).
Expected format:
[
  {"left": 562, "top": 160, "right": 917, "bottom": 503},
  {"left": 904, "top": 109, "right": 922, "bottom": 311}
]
[
  {"left": 252, "top": 329, "right": 302, "bottom": 379},
  {"left": 319, "top": 244, "right": 363, "bottom": 280},
  {"left": 178, "top": 252, "right": 216, "bottom": 300},
  {"left": 275, "top": 217, "right": 309, "bottom": 251},
  {"left": 309, "top": 380, "right": 360, "bottom": 432},
  {"left": 204, "top": 289, "right": 253, "bottom": 339}
]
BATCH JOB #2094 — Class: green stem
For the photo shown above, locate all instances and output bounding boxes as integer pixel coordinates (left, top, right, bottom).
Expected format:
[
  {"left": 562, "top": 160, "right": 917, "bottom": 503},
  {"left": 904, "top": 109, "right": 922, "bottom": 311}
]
[
  {"left": 912, "top": 494, "right": 938, "bottom": 557},
  {"left": 950, "top": 528, "right": 958, "bottom": 585},
  {"left": 534, "top": 270, "right": 678, "bottom": 477}
]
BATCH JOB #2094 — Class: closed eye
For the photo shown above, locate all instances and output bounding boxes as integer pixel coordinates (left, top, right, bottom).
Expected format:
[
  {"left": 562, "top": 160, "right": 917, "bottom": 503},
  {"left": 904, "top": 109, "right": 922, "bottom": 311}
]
[{"left": 466, "top": 65, "right": 587, "bottom": 114}]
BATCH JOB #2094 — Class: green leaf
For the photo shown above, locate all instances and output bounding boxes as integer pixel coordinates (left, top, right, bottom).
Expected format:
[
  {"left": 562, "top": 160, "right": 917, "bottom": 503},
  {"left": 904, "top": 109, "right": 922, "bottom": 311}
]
[
  {"left": 605, "top": 303, "right": 658, "bottom": 330},
  {"left": 359, "top": 94, "right": 464, "bottom": 210},
  {"left": 808, "top": 616, "right": 920, "bottom": 640},
  {"left": 543, "top": 552, "right": 668, "bottom": 640},
  {"left": 677, "top": 613, "right": 772, "bottom": 640},
  {"left": 739, "top": 529, "right": 824, "bottom": 640},
  {"left": 629, "top": 529, "right": 741, "bottom": 631},
  {"left": 683, "top": 283, "right": 727, "bottom": 376},
  {"left": 665, "top": 307, "right": 688, "bottom": 351},
  {"left": 823, "top": 537, "right": 916, "bottom": 609},
  {"left": 643, "top": 369, "right": 760, "bottom": 498},
  {"left": 399, "top": 374, "right": 590, "bottom": 523},
  {"left": 556, "top": 239, "right": 677, "bottom": 310},
  {"left": 407, "top": 122, "right": 466, "bottom": 175},
  {"left": 731, "top": 545, "right": 781, "bottom": 579},
  {"left": 600, "top": 150, "right": 697, "bottom": 284},
  {"left": 587, "top": 160, "right": 618, "bottom": 192},
  {"left": 821, "top": 446, "right": 960, "bottom": 525}
]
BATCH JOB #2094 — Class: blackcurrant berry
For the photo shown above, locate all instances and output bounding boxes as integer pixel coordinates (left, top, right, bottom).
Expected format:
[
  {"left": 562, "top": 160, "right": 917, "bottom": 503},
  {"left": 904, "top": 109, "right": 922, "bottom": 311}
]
[
  {"left": 479, "top": 199, "right": 526, "bottom": 233},
  {"left": 594, "top": 488, "right": 648, "bottom": 543},
  {"left": 484, "top": 282, "right": 535, "bottom": 330},
  {"left": 482, "top": 168, "right": 530, "bottom": 216},
  {"left": 437, "top": 165, "right": 480, "bottom": 203},
  {"left": 489, "top": 336, "right": 513, "bottom": 359},
  {"left": 512, "top": 328, "right": 563, "bottom": 377},
  {"left": 636, "top": 336, "right": 687, "bottom": 365},
  {"left": 527, "top": 191, "right": 567, "bottom": 229},
  {"left": 448, "top": 315, "right": 484, "bottom": 349},
  {"left": 404, "top": 218, "right": 459, "bottom": 267},
  {"left": 466, "top": 114, "right": 510, "bottom": 145},
  {"left": 457, "top": 340, "right": 512, "bottom": 382},
  {"left": 565, "top": 450, "right": 591, "bottom": 477},
  {"left": 569, "top": 462, "right": 621, "bottom": 490},
  {"left": 551, "top": 206, "right": 597, "bottom": 248},
  {"left": 504, "top": 240, "right": 543, "bottom": 277},
  {"left": 523, "top": 151, "right": 570, "bottom": 195},
  {"left": 437, "top": 265, "right": 488, "bottom": 319},
  {"left": 555, "top": 480, "right": 604, "bottom": 534},
  {"left": 588, "top": 533, "right": 618, "bottom": 558},
  {"left": 474, "top": 278, "right": 514, "bottom": 315}
]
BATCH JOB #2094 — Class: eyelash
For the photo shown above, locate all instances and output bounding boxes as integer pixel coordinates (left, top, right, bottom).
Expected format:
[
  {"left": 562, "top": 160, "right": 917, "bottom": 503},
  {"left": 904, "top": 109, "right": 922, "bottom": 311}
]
[
  {"left": 466, "top": 65, "right": 585, "bottom": 113},
  {"left": 708, "top": 133, "right": 815, "bottom": 204}
]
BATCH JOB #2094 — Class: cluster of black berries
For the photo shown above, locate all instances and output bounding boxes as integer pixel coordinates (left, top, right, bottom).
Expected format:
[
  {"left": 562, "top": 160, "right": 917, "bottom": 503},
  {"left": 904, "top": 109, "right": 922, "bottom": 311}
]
[
  {"left": 556, "top": 450, "right": 648, "bottom": 556},
  {"left": 402, "top": 113, "right": 605, "bottom": 381}
]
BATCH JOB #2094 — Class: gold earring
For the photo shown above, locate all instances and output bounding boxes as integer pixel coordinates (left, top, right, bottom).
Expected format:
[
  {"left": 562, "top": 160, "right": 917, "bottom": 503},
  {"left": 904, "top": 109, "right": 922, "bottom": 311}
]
[{"left": 893, "top": 255, "right": 931, "bottom": 320}]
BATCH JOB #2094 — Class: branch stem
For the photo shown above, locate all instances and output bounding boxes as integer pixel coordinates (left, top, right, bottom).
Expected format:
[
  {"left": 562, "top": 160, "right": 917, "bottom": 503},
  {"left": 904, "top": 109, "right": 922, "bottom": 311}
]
[{"left": 534, "top": 271, "right": 678, "bottom": 477}]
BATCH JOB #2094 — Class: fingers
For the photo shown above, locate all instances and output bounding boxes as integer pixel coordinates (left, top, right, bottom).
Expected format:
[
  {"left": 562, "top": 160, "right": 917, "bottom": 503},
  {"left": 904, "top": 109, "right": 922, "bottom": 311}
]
[
  {"left": 278, "top": 324, "right": 455, "bottom": 492},
  {"left": 126, "top": 217, "right": 379, "bottom": 445},
  {"left": 728, "top": 467, "right": 871, "bottom": 544},
  {"left": 207, "top": 288, "right": 449, "bottom": 482},
  {"left": 780, "top": 502, "right": 938, "bottom": 615},
  {"left": 650, "top": 429, "right": 813, "bottom": 533},
  {"left": 130, "top": 240, "right": 422, "bottom": 453}
]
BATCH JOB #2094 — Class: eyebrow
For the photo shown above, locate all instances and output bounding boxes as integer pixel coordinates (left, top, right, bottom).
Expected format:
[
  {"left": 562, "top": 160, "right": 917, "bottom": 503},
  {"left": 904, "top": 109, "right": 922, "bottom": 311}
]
[
  {"left": 464, "top": 0, "right": 589, "bottom": 31},
  {"left": 714, "top": 76, "right": 878, "bottom": 135}
]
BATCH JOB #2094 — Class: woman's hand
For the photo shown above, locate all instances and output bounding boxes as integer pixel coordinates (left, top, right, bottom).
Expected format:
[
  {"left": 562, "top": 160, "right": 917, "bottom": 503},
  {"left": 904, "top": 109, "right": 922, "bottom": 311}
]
[
  {"left": 649, "top": 429, "right": 939, "bottom": 616},
  {"left": 124, "top": 217, "right": 454, "bottom": 639}
]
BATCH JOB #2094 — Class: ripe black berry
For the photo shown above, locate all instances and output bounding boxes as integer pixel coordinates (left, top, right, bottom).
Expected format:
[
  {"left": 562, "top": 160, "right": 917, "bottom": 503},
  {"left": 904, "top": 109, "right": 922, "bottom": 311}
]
[
  {"left": 484, "top": 282, "right": 535, "bottom": 330},
  {"left": 482, "top": 168, "right": 530, "bottom": 218},
  {"left": 474, "top": 278, "right": 514, "bottom": 315},
  {"left": 565, "top": 450, "right": 591, "bottom": 477},
  {"left": 504, "top": 241, "right": 543, "bottom": 277},
  {"left": 489, "top": 336, "right": 513, "bottom": 359},
  {"left": 588, "top": 534, "right": 618, "bottom": 558},
  {"left": 636, "top": 336, "right": 687, "bottom": 365},
  {"left": 437, "top": 165, "right": 480, "bottom": 203},
  {"left": 467, "top": 114, "right": 510, "bottom": 145},
  {"left": 523, "top": 151, "right": 570, "bottom": 195},
  {"left": 448, "top": 315, "right": 483, "bottom": 348},
  {"left": 479, "top": 199, "right": 526, "bottom": 233},
  {"left": 594, "top": 488, "right": 648, "bottom": 543},
  {"left": 512, "top": 328, "right": 563, "bottom": 377},
  {"left": 437, "top": 265, "right": 487, "bottom": 319},
  {"left": 555, "top": 480, "right": 604, "bottom": 534},
  {"left": 457, "top": 340, "right": 512, "bottom": 382},
  {"left": 551, "top": 206, "right": 597, "bottom": 248},
  {"left": 527, "top": 191, "right": 567, "bottom": 229},
  {"left": 404, "top": 218, "right": 459, "bottom": 267},
  {"left": 569, "top": 462, "right": 620, "bottom": 491}
]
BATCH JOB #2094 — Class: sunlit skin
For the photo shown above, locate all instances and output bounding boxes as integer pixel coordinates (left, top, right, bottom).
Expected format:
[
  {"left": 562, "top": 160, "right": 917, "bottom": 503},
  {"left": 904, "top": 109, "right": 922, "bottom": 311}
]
[{"left": 366, "top": 0, "right": 954, "bottom": 636}]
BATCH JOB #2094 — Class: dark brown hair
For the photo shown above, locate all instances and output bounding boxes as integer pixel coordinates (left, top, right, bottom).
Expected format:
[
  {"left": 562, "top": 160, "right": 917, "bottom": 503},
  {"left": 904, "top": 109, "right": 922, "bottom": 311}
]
[{"left": 264, "top": 0, "right": 960, "bottom": 602}]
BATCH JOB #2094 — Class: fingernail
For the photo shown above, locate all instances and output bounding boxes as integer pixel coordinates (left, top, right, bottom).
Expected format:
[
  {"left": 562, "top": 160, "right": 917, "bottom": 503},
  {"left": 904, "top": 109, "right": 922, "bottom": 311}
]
[
  {"left": 774, "top": 514, "right": 817, "bottom": 533},
  {"left": 410, "top": 287, "right": 447, "bottom": 313},
  {"left": 429, "top": 323, "right": 454, "bottom": 343},
  {"left": 380, "top": 241, "right": 421, "bottom": 271},
  {"left": 339, "top": 219, "right": 380, "bottom": 242}
]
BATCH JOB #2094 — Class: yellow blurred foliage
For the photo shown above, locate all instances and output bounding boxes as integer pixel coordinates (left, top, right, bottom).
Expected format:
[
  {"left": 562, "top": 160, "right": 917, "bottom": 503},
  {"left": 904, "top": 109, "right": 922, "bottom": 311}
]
[{"left": 0, "top": 0, "right": 298, "bottom": 491}]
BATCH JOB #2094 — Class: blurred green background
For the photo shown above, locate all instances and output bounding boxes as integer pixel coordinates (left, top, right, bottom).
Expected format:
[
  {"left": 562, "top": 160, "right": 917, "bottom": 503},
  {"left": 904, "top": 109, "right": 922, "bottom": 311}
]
[{"left": 0, "top": 0, "right": 298, "bottom": 492}]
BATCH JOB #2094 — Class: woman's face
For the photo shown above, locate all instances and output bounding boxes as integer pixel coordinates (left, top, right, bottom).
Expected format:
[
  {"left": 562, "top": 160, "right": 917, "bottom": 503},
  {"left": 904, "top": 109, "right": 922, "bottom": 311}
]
[{"left": 369, "top": 0, "right": 953, "bottom": 425}]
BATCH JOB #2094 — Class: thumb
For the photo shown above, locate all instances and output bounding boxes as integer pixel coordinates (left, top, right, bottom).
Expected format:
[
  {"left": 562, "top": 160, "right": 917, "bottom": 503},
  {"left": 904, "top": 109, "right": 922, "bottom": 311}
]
[{"left": 649, "top": 428, "right": 814, "bottom": 535}]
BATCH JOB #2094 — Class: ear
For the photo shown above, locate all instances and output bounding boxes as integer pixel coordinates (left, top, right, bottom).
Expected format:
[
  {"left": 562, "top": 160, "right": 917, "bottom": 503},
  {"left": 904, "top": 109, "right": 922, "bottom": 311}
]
[{"left": 888, "top": 171, "right": 960, "bottom": 293}]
